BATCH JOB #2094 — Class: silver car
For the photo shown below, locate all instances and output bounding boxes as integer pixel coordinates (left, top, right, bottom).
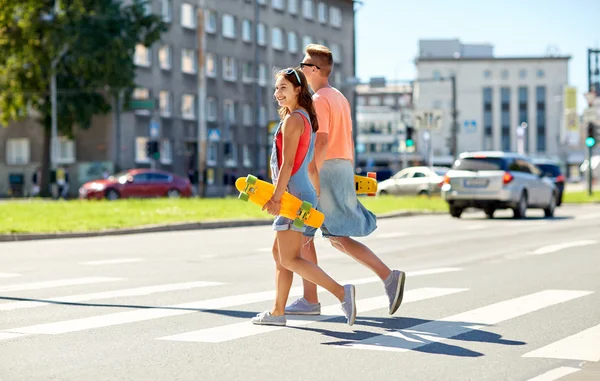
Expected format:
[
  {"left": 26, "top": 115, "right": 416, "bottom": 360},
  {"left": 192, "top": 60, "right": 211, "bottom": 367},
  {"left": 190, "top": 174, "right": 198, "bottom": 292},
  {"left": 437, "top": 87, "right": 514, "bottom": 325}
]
[
  {"left": 441, "top": 151, "right": 557, "bottom": 219},
  {"left": 377, "top": 166, "right": 449, "bottom": 196}
]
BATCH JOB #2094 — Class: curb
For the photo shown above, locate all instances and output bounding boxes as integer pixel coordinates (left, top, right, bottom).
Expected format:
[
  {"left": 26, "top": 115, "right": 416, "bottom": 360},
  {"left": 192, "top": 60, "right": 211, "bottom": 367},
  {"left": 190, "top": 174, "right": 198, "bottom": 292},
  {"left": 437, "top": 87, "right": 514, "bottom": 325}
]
[{"left": 0, "top": 210, "right": 446, "bottom": 242}]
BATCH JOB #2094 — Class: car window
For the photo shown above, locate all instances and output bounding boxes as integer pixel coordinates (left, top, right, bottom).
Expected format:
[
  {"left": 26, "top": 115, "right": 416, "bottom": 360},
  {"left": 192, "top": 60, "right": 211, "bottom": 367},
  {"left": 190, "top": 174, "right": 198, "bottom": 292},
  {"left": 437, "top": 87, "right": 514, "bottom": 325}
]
[
  {"left": 393, "top": 170, "right": 410, "bottom": 179},
  {"left": 132, "top": 173, "right": 150, "bottom": 183},
  {"left": 508, "top": 159, "right": 531, "bottom": 173},
  {"left": 413, "top": 172, "right": 426, "bottom": 178},
  {"left": 527, "top": 162, "right": 542, "bottom": 176},
  {"left": 453, "top": 157, "right": 507, "bottom": 171},
  {"left": 148, "top": 173, "right": 171, "bottom": 182},
  {"left": 536, "top": 164, "right": 561, "bottom": 177},
  {"left": 434, "top": 169, "right": 448, "bottom": 176}
]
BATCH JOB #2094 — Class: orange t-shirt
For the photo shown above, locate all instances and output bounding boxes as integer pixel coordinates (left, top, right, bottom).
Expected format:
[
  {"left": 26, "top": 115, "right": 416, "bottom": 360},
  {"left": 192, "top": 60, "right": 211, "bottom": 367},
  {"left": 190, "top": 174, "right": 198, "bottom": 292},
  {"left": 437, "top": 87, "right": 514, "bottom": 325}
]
[{"left": 313, "top": 87, "right": 354, "bottom": 161}]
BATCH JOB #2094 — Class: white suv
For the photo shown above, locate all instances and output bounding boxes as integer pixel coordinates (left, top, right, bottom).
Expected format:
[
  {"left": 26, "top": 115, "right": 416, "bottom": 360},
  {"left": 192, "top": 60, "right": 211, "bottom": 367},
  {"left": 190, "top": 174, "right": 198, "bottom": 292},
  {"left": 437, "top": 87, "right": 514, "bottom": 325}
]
[{"left": 441, "top": 151, "right": 557, "bottom": 219}]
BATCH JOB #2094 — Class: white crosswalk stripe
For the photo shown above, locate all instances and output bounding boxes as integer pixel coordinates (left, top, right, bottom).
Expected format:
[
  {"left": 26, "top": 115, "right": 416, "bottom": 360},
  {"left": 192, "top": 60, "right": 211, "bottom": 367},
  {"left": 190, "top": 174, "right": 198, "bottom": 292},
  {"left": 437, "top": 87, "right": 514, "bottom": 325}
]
[
  {"left": 522, "top": 323, "right": 600, "bottom": 361},
  {"left": 0, "top": 277, "right": 122, "bottom": 293}
]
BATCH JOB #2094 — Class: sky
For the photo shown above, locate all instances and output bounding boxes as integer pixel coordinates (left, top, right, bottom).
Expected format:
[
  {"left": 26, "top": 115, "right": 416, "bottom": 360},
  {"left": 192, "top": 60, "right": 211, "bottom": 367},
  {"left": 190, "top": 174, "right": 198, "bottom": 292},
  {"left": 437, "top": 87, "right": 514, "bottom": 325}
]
[{"left": 355, "top": 0, "right": 600, "bottom": 114}]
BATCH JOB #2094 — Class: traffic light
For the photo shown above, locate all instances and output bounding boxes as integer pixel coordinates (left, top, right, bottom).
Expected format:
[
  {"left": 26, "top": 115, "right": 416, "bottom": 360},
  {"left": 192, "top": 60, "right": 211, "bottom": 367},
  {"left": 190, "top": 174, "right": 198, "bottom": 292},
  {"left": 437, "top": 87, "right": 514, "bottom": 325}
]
[
  {"left": 586, "top": 123, "right": 596, "bottom": 148},
  {"left": 405, "top": 127, "right": 414, "bottom": 148},
  {"left": 145, "top": 140, "right": 160, "bottom": 160}
]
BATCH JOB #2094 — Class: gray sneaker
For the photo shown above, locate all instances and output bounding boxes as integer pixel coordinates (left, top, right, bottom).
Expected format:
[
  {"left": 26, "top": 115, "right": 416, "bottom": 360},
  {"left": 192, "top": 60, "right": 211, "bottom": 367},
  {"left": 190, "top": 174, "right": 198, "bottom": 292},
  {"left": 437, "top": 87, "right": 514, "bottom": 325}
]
[
  {"left": 340, "top": 284, "right": 357, "bottom": 326},
  {"left": 385, "top": 270, "right": 406, "bottom": 315},
  {"left": 285, "top": 298, "right": 321, "bottom": 315},
  {"left": 251, "top": 311, "right": 286, "bottom": 326}
]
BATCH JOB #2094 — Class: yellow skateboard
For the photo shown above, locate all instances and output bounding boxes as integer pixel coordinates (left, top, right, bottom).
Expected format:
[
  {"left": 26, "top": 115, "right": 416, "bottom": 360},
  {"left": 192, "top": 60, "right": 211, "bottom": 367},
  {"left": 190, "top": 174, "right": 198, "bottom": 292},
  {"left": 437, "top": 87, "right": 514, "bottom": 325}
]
[
  {"left": 235, "top": 175, "right": 325, "bottom": 229},
  {"left": 355, "top": 172, "right": 378, "bottom": 196}
]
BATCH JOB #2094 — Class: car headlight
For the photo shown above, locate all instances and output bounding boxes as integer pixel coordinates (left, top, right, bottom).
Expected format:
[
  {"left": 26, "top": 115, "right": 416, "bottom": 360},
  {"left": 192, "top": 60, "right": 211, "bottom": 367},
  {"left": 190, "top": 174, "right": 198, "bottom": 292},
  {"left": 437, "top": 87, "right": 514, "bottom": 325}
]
[{"left": 90, "top": 183, "right": 105, "bottom": 191}]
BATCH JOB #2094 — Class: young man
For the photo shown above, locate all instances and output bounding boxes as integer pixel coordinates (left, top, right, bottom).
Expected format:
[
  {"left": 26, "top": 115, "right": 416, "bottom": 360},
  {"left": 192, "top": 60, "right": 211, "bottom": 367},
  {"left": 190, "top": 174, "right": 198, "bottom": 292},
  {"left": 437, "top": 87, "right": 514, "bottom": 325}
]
[{"left": 285, "top": 44, "right": 406, "bottom": 317}]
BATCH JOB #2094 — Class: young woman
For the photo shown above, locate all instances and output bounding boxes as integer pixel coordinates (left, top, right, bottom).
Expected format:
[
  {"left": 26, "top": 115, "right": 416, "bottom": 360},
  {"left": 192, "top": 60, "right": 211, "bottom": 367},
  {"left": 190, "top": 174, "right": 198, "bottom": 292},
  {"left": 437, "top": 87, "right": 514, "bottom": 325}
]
[{"left": 251, "top": 67, "right": 356, "bottom": 327}]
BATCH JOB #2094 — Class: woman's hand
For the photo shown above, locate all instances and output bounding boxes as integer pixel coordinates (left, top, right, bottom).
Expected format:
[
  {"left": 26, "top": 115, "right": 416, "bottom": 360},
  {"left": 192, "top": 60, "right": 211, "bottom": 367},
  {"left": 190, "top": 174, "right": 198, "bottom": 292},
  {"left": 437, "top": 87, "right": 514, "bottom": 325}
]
[{"left": 262, "top": 196, "right": 282, "bottom": 216}]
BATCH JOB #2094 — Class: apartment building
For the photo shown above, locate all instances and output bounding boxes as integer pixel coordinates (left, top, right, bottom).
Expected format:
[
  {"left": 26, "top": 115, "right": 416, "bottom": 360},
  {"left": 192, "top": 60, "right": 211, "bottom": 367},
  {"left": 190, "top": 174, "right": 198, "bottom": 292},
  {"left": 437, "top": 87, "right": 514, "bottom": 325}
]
[{"left": 0, "top": 0, "right": 355, "bottom": 197}]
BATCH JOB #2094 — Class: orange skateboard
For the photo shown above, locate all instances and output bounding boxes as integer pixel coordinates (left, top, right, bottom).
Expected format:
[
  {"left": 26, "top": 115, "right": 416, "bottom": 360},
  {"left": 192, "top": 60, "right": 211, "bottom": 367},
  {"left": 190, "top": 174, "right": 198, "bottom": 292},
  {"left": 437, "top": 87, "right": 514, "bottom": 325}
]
[
  {"left": 235, "top": 175, "right": 325, "bottom": 229},
  {"left": 355, "top": 172, "right": 378, "bottom": 196}
]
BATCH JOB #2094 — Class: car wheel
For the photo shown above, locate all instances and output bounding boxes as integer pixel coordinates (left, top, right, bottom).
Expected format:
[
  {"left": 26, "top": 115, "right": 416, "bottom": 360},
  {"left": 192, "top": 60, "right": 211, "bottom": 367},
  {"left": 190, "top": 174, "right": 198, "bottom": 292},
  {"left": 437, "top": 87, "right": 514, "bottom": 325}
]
[
  {"left": 379, "top": 190, "right": 388, "bottom": 196},
  {"left": 513, "top": 192, "right": 527, "bottom": 219},
  {"left": 484, "top": 207, "right": 495, "bottom": 219},
  {"left": 556, "top": 191, "right": 563, "bottom": 206},
  {"left": 450, "top": 206, "right": 463, "bottom": 218},
  {"left": 167, "top": 189, "right": 181, "bottom": 198},
  {"left": 544, "top": 193, "right": 556, "bottom": 218},
  {"left": 418, "top": 189, "right": 429, "bottom": 197},
  {"left": 105, "top": 189, "right": 120, "bottom": 201}
]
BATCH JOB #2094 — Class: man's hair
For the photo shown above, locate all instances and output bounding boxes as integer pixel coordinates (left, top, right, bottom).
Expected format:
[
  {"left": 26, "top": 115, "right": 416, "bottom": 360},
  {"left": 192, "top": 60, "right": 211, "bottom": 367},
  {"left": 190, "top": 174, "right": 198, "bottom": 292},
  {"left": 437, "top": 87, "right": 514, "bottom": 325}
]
[{"left": 305, "top": 44, "right": 334, "bottom": 77}]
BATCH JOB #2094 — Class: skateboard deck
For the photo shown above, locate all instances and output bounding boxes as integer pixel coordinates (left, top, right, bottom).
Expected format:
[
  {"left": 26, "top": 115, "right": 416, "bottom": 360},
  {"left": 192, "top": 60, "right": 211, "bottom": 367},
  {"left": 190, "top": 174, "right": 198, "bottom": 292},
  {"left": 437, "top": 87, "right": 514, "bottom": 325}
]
[
  {"left": 355, "top": 172, "right": 378, "bottom": 196},
  {"left": 235, "top": 175, "right": 325, "bottom": 229}
]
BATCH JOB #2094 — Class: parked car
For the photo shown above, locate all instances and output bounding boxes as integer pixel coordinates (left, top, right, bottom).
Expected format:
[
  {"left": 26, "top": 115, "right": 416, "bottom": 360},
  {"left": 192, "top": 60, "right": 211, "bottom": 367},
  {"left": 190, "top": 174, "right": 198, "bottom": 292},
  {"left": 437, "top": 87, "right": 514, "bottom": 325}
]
[
  {"left": 79, "top": 169, "right": 192, "bottom": 200},
  {"left": 532, "top": 159, "right": 565, "bottom": 206},
  {"left": 377, "top": 166, "right": 449, "bottom": 196},
  {"left": 441, "top": 151, "right": 557, "bottom": 219}
]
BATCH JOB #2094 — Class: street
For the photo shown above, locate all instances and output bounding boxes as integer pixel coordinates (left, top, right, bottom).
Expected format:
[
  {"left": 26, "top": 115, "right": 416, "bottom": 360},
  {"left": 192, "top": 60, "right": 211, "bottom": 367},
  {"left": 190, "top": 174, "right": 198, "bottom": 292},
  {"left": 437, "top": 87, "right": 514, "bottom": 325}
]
[{"left": 0, "top": 205, "right": 599, "bottom": 381}]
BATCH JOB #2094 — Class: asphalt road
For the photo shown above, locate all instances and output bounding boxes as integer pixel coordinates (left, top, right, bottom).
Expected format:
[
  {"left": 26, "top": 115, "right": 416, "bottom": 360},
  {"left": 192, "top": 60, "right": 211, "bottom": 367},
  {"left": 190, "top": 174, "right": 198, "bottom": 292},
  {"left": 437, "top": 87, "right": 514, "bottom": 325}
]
[{"left": 0, "top": 205, "right": 599, "bottom": 381}]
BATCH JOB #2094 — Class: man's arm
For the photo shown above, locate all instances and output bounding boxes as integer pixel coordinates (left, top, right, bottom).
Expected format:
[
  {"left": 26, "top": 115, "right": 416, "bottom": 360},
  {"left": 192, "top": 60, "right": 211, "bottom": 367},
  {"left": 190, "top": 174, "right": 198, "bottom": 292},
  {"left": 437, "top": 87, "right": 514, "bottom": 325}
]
[
  {"left": 314, "top": 132, "right": 328, "bottom": 171},
  {"left": 313, "top": 96, "right": 330, "bottom": 172}
]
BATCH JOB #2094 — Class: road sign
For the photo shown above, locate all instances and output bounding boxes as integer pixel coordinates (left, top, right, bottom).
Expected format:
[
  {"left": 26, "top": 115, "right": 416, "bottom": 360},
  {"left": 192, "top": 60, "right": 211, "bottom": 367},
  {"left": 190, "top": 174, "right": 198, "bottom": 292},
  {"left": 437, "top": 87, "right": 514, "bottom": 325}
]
[
  {"left": 463, "top": 120, "right": 477, "bottom": 133},
  {"left": 129, "top": 99, "right": 155, "bottom": 110},
  {"left": 208, "top": 129, "right": 220, "bottom": 142},
  {"left": 149, "top": 120, "right": 159, "bottom": 138},
  {"left": 414, "top": 109, "right": 443, "bottom": 131}
]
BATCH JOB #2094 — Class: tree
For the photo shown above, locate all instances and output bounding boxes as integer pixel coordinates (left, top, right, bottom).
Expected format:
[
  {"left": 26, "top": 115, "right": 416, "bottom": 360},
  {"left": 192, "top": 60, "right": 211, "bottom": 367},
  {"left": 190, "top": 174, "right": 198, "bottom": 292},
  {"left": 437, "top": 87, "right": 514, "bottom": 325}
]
[{"left": 0, "top": 0, "right": 166, "bottom": 194}]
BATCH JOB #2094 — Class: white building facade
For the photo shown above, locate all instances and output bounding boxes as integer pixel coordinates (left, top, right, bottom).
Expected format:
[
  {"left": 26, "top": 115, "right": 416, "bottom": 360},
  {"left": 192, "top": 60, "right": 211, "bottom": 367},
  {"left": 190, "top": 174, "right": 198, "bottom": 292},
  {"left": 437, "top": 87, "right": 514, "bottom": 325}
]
[{"left": 414, "top": 40, "right": 570, "bottom": 165}]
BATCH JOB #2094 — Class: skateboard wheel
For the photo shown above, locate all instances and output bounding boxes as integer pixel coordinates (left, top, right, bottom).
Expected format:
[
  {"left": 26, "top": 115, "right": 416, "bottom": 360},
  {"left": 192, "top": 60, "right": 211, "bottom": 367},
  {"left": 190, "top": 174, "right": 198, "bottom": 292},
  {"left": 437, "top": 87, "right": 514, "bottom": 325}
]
[
  {"left": 238, "top": 192, "right": 250, "bottom": 202},
  {"left": 300, "top": 201, "right": 312, "bottom": 212},
  {"left": 293, "top": 218, "right": 305, "bottom": 229},
  {"left": 367, "top": 172, "right": 377, "bottom": 179},
  {"left": 246, "top": 175, "right": 257, "bottom": 185}
]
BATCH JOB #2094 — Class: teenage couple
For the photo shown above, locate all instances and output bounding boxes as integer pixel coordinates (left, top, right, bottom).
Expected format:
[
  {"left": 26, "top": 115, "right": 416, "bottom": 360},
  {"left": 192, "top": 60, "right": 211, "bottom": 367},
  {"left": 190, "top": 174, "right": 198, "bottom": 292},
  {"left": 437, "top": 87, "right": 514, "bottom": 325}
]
[{"left": 252, "top": 44, "right": 406, "bottom": 327}]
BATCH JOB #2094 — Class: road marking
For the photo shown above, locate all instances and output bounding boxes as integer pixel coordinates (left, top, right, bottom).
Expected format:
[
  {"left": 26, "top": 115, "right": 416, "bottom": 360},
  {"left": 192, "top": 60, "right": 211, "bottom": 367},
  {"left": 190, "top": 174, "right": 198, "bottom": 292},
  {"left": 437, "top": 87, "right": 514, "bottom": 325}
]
[
  {"left": 0, "top": 281, "right": 224, "bottom": 311},
  {"left": 523, "top": 323, "right": 600, "bottom": 361},
  {"left": 0, "top": 267, "right": 461, "bottom": 340},
  {"left": 157, "top": 288, "right": 469, "bottom": 343},
  {"left": 339, "top": 290, "right": 593, "bottom": 353},
  {"left": 529, "top": 240, "right": 598, "bottom": 255},
  {"left": 0, "top": 273, "right": 21, "bottom": 278},
  {"left": 525, "top": 367, "right": 581, "bottom": 381},
  {"left": 0, "top": 277, "right": 122, "bottom": 293},
  {"left": 80, "top": 258, "right": 144, "bottom": 265}
]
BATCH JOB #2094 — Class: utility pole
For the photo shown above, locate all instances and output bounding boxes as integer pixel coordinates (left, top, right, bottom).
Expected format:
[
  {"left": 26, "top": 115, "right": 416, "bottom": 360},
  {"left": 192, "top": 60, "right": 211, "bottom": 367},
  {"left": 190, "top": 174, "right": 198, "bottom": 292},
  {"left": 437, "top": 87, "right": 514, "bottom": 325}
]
[
  {"left": 586, "top": 48, "right": 600, "bottom": 196},
  {"left": 450, "top": 74, "right": 458, "bottom": 161},
  {"left": 197, "top": 0, "right": 208, "bottom": 197},
  {"left": 254, "top": 1, "right": 263, "bottom": 178},
  {"left": 50, "top": 45, "right": 69, "bottom": 174}
]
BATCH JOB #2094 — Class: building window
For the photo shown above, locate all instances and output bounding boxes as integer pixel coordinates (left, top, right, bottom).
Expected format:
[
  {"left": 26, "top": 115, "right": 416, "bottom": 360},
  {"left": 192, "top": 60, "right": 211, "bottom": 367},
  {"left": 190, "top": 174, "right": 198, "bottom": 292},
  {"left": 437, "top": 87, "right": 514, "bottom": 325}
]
[
  {"left": 133, "top": 88, "right": 151, "bottom": 115},
  {"left": 384, "top": 96, "right": 395, "bottom": 106},
  {"left": 181, "top": 94, "right": 196, "bottom": 120},
  {"left": 329, "top": 6, "right": 341, "bottom": 28},
  {"left": 271, "top": 27, "right": 284, "bottom": 50},
  {"left": 288, "top": 0, "right": 298, "bottom": 14},
  {"left": 257, "top": 23, "right": 266, "bottom": 46},
  {"left": 159, "top": 91, "right": 172, "bottom": 117},
  {"left": 433, "top": 70, "right": 441, "bottom": 80},
  {"left": 501, "top": 70, "right": 509, "bottom": 79},
  {"left": 242, "top": 62, "right": 253, "bottom": 83},
  {"left": 134, "top": 44, "right": 151, "bottom": 67},
  {"left": 483, "top": 70, "right": 491, "bottom": 79},
  {"left": 518, "top": 87, "right": 528, "bottom": 152},
  {"left": 243, "top": 104, "right": 253, "bottom": 126},
  {"left": 257, "top": 0, "right": 267, "bottom": 5},
  {"left": 302, "top": 0, "right": 314, "bottom": 19},
  {"left": 205, "top": 52, "right": 216, "bottom": 77},
  {"left": 160, "top": 139, "right": 173, "bottom": 164},
  {"left": 5, "top": 138, "right": 30, "bottom": 165},
  {"left": 536, "top": 86, "right": 546, "bottom": 152},
  {"left": 242, "top": 19, "right": 252, "bottom": 42},
  {"left": 223, "top": 99, "right": 236, "bottom": 123},
  {"left": 161, "top": 0, "right": 172, "bottom": 22},
  {"left": 158, "top": 45, "right": 171, "bottom": 70},
  {"left": 501, "top": 87, "right": 511, "bottom": 152},
  {"left": 224, "top": 142, "right": 237, "bottom": 168},
  {"left": 222, "top": 14, "right": 236, "bottom": 39},
  {"left": 288, "top": 32, "right": 298, "bottom": 53},
  {"left": 302, "top": 36, "right": 312, "bottom": 49},
  {"left": 483, "top": 87, "right": 493, "bottom": 150},
  {"left": 181, "top": 48, "right": 197, "bottom": 74},
  {"left": 135, "top": 137, "right": 150, "bottom": 163},
  {"left": 207, "top": 143, "right": 217, "bottom": 167},
  {"left": 206, "top": 97, "right": 217, "bottom": 121},
  {"left": 259, "top": 105, "right": 267, "bottom": 125},
  {"left": 519, "top": 69, "right": 527, "bottom": 79},
  {"left": 204, "top": 10, "right": 216, "bottom": 33},
  {"left": 57, "top": 137, "right": 75, "bottom": 164},
  {"left": 258, "top": 63, "right": 267, "bottom": 86},
  {"left": 272, "top": 0, "right": 285, "bottom": 11},
  {"left": 330, "top": 43, "right": 341, "bottom": 62},
  {"left": 242, "top": 144, "right": 252, "bottom": 167},
  {"left": 536, "top": 69, "right": 545, "bottom": 78},
  {"left": 222, "top": 57, "right": 237, "bottom": 81},
  {"left": 368, "top": 97, "right": 381, "bottom": 106},
  {"left": 317, "top": 2, "right": 327, "bottom": 23},
  {"left": 181, "top": 3, "right": 196, "bottom": 29}
]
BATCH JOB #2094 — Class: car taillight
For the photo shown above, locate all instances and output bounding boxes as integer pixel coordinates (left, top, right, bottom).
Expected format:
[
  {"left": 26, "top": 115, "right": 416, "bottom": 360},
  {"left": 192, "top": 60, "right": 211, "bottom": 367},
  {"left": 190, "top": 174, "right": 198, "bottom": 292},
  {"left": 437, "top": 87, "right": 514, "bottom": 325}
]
[
  {"left": 503, "top": 172, "right": 514, "bottom": 184},
  {"left": 556, "top": 175, "right": 565, "bottom": 183},
  {"left": 443, "top": 175, "right": 450, "bottom": 185}
]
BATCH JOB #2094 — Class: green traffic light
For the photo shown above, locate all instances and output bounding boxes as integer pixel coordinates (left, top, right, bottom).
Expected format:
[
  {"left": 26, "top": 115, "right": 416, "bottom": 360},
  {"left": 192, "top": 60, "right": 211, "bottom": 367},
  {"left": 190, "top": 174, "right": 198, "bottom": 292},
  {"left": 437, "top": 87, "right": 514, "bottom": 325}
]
[
  {"left": 406, "top": 139, "right": 414, "bottom": 147},
  {"left": 586, "top": 137, "right": 596, "bottom": 147}
]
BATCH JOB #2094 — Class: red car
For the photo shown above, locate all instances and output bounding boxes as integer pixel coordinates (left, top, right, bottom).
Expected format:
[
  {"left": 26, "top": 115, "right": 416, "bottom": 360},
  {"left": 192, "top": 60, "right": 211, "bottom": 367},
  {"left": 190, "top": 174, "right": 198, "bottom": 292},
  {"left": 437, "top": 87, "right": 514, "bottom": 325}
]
[{"left": 79, "top": 169, "right": 192, "bottom": 200}]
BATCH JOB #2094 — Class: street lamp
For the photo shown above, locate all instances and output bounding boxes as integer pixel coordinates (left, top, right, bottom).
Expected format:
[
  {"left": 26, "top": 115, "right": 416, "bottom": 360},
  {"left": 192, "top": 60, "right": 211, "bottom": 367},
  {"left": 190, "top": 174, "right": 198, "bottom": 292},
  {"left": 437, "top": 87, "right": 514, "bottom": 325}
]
[{"left": 50, "top": 44, "right": 69, "bottom": 173}]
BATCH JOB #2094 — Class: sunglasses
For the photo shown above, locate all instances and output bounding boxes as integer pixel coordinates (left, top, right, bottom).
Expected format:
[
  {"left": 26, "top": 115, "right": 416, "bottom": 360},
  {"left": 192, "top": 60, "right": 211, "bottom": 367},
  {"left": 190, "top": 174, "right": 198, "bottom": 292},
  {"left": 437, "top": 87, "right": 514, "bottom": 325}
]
[
  {"left": 281, "top": 68, "right": 302, "bottom": 85},
  {"left": 300, "top": 62, "right": 320, "bottom": 70}
]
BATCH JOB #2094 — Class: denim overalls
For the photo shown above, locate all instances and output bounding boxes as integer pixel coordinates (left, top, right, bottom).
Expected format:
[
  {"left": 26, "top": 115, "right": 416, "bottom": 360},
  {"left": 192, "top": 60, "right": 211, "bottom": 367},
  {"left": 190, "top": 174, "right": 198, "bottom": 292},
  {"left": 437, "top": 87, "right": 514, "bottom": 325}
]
[{"left": 270, "top": 109, "right": 317, "bottom": 233}]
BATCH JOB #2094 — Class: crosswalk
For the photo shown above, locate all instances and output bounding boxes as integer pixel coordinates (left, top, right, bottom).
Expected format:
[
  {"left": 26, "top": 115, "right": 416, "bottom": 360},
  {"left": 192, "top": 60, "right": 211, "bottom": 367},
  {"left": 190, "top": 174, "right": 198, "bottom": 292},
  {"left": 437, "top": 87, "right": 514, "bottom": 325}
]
[{"left": 1, "top": 266, "right": 598, "bottom": 380}]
